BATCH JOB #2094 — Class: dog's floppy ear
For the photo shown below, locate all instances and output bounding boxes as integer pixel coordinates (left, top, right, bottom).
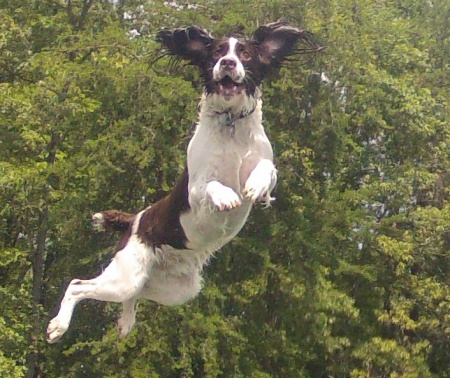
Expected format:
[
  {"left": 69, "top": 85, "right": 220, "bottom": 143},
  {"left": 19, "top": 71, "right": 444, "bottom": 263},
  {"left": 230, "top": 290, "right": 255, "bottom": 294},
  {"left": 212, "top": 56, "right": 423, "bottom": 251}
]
[
  {"left": 252, "top": 21, "right": 321, "bottom": 73},
  {"left": 156, "top": 26, "right": 214, "bottom": 67}
]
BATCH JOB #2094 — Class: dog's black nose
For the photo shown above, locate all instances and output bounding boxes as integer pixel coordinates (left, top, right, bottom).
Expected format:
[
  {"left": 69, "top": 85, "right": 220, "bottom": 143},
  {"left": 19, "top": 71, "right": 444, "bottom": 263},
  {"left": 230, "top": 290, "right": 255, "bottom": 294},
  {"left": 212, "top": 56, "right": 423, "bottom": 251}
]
[{"left": 220, "top": 58, "right": 237, "bottom": 69}]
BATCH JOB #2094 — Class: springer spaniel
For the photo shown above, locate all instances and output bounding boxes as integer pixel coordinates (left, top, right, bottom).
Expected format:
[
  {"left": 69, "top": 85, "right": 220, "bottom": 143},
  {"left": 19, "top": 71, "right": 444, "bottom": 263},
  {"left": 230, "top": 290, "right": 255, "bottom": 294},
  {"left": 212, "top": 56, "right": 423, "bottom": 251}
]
[{"left": 47, "top": 21, "right": 320, "bottom": 343}]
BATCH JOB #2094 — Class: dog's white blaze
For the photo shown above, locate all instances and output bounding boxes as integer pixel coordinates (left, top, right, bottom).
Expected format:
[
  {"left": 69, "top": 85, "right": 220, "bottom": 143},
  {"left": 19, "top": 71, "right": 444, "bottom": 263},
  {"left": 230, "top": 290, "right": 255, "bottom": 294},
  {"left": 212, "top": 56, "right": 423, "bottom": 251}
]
[
  {"left": 226, "top": 37, "right": 245, "bottom": 81},
  {"left": 212, "top": 37, "right": 246, "bottom": 83}
]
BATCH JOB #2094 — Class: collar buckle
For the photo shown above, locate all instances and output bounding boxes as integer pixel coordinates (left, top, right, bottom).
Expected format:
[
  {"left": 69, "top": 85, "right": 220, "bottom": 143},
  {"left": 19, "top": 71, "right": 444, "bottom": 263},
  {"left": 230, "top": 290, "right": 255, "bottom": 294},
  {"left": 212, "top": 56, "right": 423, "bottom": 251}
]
[{"left": 215, "top": 105, "right": 256, "bottom": 136}]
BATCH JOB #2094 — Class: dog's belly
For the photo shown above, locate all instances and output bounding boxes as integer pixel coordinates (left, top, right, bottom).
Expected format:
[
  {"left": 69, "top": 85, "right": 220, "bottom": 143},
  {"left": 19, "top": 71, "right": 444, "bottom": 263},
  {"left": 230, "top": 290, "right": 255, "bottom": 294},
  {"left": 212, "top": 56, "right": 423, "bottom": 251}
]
[
  {"left": 139, "top": 204, "right": 252, "bottom": 306},
  {"left": 180, "top": 200, "right": 253, "bottom": 252},
  {"left": 140, "top": 259, "right": 203, "bottom": 305}
]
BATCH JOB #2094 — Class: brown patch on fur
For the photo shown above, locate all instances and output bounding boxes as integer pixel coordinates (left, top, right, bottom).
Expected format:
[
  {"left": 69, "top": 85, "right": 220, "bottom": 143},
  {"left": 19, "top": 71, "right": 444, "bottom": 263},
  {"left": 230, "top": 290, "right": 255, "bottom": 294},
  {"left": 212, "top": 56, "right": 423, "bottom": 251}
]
[
  {"left": 137, "top": 168, "right": 190, "bottom": 249},
  {"left": 115, "top": 225, "right": 133, "bottom": 252}
]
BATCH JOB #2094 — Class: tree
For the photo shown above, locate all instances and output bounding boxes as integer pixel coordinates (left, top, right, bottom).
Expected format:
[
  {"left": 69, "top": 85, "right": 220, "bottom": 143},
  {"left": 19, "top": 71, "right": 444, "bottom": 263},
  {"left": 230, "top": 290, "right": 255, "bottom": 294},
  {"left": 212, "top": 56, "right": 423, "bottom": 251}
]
[{"left": 0, "top": 0, "right": 448, "bottom": 377}]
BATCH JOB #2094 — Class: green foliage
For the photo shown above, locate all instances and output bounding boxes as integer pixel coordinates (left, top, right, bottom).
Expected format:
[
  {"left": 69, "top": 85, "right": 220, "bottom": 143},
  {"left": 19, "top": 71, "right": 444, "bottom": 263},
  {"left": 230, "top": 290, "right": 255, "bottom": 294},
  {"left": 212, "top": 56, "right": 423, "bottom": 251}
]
[{"left": 0, "top": 0, "right": 449, "bottom": 377}]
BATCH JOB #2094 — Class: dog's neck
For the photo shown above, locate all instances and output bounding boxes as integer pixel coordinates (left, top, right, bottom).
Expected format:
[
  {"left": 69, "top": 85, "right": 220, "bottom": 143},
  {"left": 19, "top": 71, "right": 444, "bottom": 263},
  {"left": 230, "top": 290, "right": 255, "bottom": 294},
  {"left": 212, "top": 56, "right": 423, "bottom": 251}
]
[
  {"left": 201, "top": 87, "right": 261, "bottom": 118},
  {"left": 197, "top": 92, "right": 263, "bottom": 137},
  {"left": 213, "top": 105, "right": 257, "bottom": 129}
]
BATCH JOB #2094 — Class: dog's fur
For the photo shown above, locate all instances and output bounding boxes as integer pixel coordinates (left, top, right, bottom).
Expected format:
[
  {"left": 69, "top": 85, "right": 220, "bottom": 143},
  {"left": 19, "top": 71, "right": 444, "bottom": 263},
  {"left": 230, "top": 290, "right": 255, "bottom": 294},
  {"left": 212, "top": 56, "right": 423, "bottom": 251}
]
[{"left": 47, "top": 21, "right": 320, "bottom": 343}]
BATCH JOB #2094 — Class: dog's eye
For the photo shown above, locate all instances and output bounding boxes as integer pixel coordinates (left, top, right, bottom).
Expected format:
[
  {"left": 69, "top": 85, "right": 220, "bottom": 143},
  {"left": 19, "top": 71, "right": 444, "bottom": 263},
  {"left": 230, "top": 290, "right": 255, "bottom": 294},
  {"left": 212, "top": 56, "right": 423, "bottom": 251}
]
[
  {"left": 213, "top": 50, "right": 222, "bottom": 60},
  {"left": 240, "top": 50, "right": 252, "bottom": 61}
]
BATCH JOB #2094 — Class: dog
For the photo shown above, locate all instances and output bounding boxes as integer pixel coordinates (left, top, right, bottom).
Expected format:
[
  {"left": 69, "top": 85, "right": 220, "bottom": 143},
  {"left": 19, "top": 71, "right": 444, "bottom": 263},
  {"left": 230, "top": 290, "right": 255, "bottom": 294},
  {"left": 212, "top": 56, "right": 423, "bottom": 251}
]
[{"left": 46, "top": 21, "right": 320, "bottom": 343}]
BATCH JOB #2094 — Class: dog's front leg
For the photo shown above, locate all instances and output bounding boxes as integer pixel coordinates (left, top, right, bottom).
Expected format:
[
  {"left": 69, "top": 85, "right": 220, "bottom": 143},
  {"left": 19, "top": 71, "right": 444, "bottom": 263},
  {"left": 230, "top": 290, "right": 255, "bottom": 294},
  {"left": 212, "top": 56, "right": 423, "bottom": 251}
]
[
  {"left": 204, "top": 181, "right": 242, "bottom": 211},
  {"left": 243, "top": 159, "right": 277, "bottom": 207}
]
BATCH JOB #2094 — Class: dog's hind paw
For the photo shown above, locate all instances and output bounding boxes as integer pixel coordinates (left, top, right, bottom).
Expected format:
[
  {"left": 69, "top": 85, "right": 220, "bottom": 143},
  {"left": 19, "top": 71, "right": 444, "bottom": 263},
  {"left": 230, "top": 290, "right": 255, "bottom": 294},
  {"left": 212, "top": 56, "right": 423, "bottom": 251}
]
[
  {"left": 91, "top": 212, "right": 105, "bottom": 231},
  {"left": 117, "top": 315, "right": 135, "bottom": 339},
  {"left": 46, "top": 317, "right": 69, "bottom": 344}
]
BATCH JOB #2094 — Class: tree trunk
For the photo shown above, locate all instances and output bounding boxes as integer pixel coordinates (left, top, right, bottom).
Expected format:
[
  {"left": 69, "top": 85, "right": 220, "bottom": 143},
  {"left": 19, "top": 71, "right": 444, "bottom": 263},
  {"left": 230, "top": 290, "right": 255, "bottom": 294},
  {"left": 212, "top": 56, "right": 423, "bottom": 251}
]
[{"left": 25, "top": 208, "right": 48, "bottom": 378}]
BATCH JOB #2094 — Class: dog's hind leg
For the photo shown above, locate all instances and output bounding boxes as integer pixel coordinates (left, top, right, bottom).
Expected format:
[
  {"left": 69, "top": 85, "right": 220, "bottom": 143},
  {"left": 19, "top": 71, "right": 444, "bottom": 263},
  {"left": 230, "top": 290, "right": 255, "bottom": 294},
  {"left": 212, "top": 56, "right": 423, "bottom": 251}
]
[
  {"left": 117, "top": 298, "right": 137, "bottom": 338},
  {"left": 46, "top": 239, "right": 154, "bottom": 343}
]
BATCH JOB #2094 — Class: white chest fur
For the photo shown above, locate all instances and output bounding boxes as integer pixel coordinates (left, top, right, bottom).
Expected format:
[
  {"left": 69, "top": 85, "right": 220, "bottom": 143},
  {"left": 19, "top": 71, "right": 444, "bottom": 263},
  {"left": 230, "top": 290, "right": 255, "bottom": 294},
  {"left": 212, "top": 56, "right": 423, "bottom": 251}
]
[{"left": 180, "top": 96, "right": 274, "bottom": 253}]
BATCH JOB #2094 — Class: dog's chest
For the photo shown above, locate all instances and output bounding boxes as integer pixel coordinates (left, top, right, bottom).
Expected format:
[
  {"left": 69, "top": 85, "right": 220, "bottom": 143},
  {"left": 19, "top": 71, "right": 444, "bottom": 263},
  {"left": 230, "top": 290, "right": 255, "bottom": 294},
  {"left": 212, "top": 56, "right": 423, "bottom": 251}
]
[
  {"left": 179, "top": 113, "right": 272, "bottom": 253},
  {"left": 188, "top": 118, "right": 268, "bottom": 192}
]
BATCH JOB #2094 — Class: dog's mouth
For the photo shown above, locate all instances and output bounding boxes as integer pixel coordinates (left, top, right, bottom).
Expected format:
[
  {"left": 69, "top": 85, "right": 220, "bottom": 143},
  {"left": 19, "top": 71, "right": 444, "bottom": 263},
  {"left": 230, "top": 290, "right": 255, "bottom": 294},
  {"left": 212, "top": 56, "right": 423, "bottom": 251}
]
[{"left": 216, "top": 76, "right": 244, "bottom": 97}]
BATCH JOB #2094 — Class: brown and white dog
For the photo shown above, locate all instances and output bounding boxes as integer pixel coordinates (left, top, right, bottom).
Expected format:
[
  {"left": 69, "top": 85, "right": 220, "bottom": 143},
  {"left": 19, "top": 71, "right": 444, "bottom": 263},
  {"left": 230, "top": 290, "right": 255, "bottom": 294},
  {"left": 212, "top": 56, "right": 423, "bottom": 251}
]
[{"left": 47, "top": 21, "right": 320, "bottom": 343}]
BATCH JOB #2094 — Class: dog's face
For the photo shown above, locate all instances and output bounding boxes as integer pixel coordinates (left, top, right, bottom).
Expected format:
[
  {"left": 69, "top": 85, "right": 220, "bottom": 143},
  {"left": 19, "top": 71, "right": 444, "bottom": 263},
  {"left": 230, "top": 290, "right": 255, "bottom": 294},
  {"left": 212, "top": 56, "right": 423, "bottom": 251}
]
[
  {"left": 210, "top": 36, "right": 248, "bottom": 99},
  {"left": 157, "top": 21, "right": 320, "bottom": 101}
]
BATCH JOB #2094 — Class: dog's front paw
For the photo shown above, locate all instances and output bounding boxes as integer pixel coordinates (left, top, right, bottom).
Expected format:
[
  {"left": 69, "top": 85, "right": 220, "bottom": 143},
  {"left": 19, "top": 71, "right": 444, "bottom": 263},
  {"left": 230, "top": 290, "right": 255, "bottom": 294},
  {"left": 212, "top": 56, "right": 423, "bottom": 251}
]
[
  {"left": 206, "top": 182, "right": 242, "bottom": 211},
  {"left": 46, "top": 317, "right": 69, "bottom": 344},
  {"left": 243, "top": 176, "right": 271, "bottom": 203},
  {"left": 212, "top": 188, "right": 242, "bottom": 211},
  {"left": 243, "top": 160, "right": 277, "bottom": 204},
  {"left": 91, "top": 212, "right": 105, "bottom": 231}
]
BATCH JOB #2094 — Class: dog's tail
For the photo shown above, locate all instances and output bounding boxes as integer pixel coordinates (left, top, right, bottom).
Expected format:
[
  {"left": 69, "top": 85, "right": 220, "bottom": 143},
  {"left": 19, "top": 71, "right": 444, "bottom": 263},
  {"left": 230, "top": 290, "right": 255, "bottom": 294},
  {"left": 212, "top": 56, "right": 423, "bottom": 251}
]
[{"left": 92, "top": 210, "right": 135, "bottom": 233}]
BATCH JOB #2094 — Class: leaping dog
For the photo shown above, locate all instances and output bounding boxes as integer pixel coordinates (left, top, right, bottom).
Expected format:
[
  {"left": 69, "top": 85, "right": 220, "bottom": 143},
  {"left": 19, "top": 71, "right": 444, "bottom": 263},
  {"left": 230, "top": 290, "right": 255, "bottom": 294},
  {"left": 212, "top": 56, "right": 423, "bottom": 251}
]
[{"left": 47, "top": 21, "right": 320, "bottom": 343}]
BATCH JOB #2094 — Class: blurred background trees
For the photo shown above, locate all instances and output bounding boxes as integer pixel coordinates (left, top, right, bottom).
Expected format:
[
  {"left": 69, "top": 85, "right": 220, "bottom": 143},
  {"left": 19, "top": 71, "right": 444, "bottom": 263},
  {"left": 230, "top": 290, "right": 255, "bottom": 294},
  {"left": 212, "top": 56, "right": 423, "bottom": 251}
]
[{"left": 0, "top": 0, "right": 448, "bottom": 377}]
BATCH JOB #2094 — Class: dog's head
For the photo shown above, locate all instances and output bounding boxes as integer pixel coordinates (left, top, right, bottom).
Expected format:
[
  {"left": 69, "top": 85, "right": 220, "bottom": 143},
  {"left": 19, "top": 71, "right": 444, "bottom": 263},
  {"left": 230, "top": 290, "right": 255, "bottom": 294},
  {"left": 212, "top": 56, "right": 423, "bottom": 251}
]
[{"left": 157, "top": 21, "right": 321, "bottom": 102}]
